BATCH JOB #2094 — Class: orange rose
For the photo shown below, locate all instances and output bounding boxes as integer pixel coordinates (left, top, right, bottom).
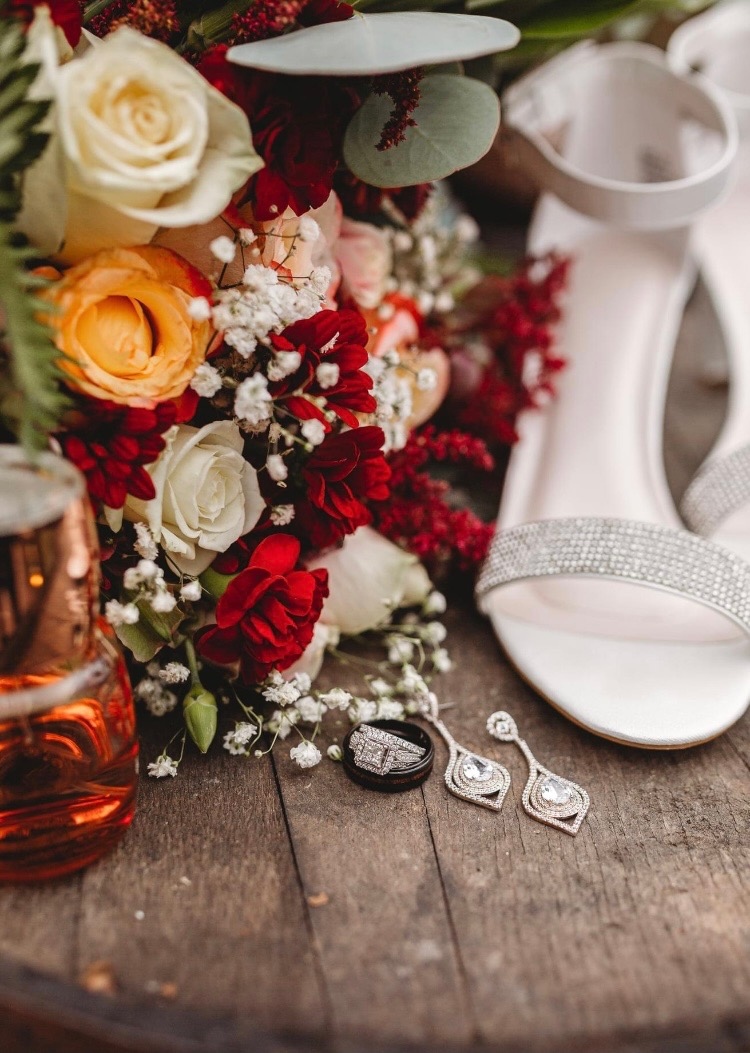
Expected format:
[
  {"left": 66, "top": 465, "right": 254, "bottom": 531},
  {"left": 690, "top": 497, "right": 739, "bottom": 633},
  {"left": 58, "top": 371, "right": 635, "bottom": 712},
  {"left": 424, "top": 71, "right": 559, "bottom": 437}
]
[{"left": 47, "top": 245, "right": 212, "bottom": 405}]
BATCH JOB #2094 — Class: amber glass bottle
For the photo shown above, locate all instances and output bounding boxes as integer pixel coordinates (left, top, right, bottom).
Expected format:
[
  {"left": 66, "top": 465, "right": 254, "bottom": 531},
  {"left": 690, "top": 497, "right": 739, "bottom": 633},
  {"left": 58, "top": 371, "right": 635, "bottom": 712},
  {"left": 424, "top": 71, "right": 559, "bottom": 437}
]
[{"left": 0, "top": 448, "right": 137, "bottom": 881}]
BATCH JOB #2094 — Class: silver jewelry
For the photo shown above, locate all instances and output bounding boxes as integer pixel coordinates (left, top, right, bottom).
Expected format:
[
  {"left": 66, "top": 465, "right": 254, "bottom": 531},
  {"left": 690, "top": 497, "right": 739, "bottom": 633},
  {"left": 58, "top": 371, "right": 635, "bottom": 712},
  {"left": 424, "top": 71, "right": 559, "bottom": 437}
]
[
  {"left": 486, "top": 711, "right": 590, "bottom": 836},
  {"left": 418, "top": 694, "right": 511, "bottom": 812},
  {"left": 349, "top": 724, "right": 426, "bottom": 776}
]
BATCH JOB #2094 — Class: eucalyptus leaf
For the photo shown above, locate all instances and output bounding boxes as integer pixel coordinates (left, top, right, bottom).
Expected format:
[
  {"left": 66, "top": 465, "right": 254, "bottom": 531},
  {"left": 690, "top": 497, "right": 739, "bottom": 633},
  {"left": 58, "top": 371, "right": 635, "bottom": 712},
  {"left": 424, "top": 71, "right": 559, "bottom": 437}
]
[
  {"left": 343, "top": 74, "right": 500, "bottom": 188},
  {"left": 227, "top": 13, "right": 519, "bottom": 76}
]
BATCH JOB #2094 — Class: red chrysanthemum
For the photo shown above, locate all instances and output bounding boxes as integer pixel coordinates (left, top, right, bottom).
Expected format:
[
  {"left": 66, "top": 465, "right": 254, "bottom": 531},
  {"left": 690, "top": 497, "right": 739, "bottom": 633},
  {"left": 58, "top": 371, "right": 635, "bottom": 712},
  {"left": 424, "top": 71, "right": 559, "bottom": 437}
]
[
  {"left": 8, "top": 0, "right": 81, "bottom": 45},
  {"left": 58, "top": 399, "right": 177, "bottom": 510},
  {"left": 199, "top": 48, "right": 359, "bottom": 221},
  {"left": 197, "top": 534, "right": 328, "bottom": 684},
  {"left": 268, "top": 308, "right": 376, "bottom": 429},
  {"left": 296, "top": 426, "right": 391, "bottom": 550}
]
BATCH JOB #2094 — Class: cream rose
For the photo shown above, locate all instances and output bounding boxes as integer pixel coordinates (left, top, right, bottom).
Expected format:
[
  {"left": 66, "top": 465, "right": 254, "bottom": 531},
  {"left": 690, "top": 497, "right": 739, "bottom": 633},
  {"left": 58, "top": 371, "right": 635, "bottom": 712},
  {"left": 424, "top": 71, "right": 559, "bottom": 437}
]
[
  {"left": 123, "top": 421, "right": 265, "bottom": 575},
  {"left": 50, "top": 28, "right": 263, "bottom": 262}
]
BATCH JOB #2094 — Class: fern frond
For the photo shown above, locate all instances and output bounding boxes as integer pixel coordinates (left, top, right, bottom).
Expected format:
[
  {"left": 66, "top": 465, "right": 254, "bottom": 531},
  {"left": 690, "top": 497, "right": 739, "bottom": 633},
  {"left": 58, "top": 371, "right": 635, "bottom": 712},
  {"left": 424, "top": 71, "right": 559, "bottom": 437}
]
[
  {"left": 0, "top": 14, "right": 68, "bottom": 452},
  {"left": 0, "top": 227, "right": 69, "bottom": 450}
]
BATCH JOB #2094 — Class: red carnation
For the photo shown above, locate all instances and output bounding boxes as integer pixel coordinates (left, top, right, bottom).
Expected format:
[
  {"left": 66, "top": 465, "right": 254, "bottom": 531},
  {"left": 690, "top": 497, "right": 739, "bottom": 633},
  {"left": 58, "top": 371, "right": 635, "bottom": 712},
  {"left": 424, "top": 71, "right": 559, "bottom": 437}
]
[
  {"left": 197, "top": 534, "right": 328, "bottom": 684},
  {"left": 296, "top": 426, "right": 391, "bottom": 550},
  {"left": 58, "top": 399, "right": 177, "bottom": 510},
  {"left": 199, "top": 49, "right": 358, "bottom": 221},
  {"left": 8, "top": 0, "right": 81, "bottom": 46},
  {"left": 269, "top": 308, "right": 376, "bottom": 429}
]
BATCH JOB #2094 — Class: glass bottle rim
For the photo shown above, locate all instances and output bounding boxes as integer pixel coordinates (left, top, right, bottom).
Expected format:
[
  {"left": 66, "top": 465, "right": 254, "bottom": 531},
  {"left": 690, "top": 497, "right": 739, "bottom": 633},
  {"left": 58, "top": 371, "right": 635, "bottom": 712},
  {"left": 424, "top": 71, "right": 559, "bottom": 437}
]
[{"left": 0, "top": 445, "right": 84, "bottom": 538}]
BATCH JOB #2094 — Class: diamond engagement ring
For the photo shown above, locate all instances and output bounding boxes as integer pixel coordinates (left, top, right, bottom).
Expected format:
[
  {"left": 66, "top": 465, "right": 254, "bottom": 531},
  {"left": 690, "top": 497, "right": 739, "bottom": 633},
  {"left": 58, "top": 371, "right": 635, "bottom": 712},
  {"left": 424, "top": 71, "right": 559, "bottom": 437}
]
[
  {"left": 349, "top": 724, "right": 426, "bottom": 775},
  {"left": 342, "top": 721, "right": 434, "bottom": 793}
]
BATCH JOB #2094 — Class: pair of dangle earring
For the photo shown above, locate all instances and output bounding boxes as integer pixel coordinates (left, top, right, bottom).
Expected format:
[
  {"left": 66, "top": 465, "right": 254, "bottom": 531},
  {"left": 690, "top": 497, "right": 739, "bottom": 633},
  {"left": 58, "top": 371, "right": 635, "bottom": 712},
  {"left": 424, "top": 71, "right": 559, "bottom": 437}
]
[{"left": 417, "top": 696, "right": 590, "bottom": 836}]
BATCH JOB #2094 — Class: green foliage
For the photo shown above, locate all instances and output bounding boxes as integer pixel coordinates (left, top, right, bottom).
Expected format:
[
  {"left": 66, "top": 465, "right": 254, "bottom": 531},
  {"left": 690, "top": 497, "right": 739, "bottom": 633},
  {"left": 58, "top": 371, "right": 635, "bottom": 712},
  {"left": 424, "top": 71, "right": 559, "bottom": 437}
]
[
  {"left": 0, "top": 14, "right": 68, "bottom": 452},
  {"left": 355, "top": 0, "right": 716, "bottom": 50},
  {"left": 116, "top": 597, "right": 187, "bottom": 663},
  {"left": 344, "top": 74, "right": 500, "bottom": 188}
]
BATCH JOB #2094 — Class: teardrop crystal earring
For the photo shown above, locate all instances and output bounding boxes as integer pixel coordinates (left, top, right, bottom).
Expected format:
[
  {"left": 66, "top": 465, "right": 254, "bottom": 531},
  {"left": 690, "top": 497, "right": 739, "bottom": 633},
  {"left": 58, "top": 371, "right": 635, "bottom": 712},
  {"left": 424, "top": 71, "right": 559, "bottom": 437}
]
[
  {"left": 486, "top": 711, "right": 590, "bottom": 836},
  {"left": 417, "top": 694, "right": 511, "bottom": 812}
]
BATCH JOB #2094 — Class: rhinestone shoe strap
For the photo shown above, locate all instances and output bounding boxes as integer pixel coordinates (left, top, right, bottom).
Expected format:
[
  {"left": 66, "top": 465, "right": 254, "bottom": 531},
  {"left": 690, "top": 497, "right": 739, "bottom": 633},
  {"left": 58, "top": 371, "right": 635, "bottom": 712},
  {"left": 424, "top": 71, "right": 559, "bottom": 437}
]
[
  {"left": 680, "top": 445, "right": 750, "bottom": 537},
  {"left": 476, "top": 517, "right": 750, "bottom": 634}
]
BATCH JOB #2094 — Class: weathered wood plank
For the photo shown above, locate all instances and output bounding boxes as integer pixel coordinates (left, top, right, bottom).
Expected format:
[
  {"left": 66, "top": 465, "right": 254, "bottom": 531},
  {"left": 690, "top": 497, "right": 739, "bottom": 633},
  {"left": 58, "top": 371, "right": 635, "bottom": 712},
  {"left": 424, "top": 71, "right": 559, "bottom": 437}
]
[
  {"left": 0, "top": 872, "right": 81, "bottom": 979},
  {"left": 421, "top": 606, "right": 750, "bottom": 1053},
  {"left": 72, "top": 716, "right": 329, "bottom": 1038},
  {"left": 271, "top": 718, "right": 475, "bottom": 1049}
]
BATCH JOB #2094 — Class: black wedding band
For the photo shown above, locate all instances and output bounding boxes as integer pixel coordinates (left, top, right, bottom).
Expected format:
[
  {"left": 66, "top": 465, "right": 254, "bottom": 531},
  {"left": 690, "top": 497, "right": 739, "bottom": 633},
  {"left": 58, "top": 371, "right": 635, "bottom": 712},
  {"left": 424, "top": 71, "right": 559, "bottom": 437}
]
[{"left": 342, "top": 720, "right": 434, "bottom": 793}]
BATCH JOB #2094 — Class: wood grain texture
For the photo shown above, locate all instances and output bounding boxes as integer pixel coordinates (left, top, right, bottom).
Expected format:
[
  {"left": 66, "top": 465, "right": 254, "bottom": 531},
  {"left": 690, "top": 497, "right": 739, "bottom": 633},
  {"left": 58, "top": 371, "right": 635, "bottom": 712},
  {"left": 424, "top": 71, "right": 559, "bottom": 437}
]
[
  {"left": 0, "top": 276, "right": 748, "bottom": 1053},
  {"left": 272, "top": 707, "right": 473, "bottom": 1050}
]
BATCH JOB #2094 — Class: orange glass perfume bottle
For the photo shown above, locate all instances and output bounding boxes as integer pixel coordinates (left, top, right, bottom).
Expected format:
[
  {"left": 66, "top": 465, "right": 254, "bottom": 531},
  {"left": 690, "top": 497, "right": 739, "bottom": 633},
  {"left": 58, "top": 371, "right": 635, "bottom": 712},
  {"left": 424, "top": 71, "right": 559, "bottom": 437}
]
[{"left": 0, "top": 447, "right": 138, "bottom": 882}]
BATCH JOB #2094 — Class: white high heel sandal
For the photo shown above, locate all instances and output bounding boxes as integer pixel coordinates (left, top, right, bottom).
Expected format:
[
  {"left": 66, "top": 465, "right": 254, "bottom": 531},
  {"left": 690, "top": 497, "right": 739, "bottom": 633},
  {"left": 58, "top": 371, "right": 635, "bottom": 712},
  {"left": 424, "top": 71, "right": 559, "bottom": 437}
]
[
  {"left": 670, "top": 3, "right": 750, "bottom": 562},
  {"left": 476, "top": 42, "right": 748, "bottom": 749}
]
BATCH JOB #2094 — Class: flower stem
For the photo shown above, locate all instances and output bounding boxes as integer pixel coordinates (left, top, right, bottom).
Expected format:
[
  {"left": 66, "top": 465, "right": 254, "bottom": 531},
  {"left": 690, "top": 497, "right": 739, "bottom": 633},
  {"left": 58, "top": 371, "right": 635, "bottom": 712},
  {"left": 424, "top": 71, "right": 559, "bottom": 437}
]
[
  {"left": 185, "top": 638, "right": 201, "bottom": 687},
  {"left": 83, "top": 0, "right": 118, "bottom": 22}
]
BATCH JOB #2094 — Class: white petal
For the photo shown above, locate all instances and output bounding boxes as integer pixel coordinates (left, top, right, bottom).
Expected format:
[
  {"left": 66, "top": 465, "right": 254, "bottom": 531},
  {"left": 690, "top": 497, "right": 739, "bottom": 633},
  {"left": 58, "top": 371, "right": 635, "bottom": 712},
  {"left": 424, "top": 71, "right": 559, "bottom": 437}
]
[
  {"left": 307, "top": 526, "right": 432, "bottom": 636},
  {"left": 227, "top": 13, "right": 519, "bottom": 77},
  {"left": 283, "top": 622, "right": 334, "bottom": 683}
]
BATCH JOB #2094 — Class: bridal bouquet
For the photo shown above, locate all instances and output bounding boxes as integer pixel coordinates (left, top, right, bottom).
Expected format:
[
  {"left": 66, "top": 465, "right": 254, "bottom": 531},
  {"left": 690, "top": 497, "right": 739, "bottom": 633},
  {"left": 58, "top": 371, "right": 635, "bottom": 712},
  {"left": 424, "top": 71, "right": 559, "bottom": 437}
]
[{"left": 1, "top": 0, "right": 571, "bottom": 773}]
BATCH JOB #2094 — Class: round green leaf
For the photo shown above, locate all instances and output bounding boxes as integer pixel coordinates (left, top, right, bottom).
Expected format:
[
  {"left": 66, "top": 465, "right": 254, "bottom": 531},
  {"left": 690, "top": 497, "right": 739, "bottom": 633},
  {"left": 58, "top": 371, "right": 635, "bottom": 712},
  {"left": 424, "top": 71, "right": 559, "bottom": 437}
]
[{"left": 343, "top": 74, "right": 500, "bottom": 189}]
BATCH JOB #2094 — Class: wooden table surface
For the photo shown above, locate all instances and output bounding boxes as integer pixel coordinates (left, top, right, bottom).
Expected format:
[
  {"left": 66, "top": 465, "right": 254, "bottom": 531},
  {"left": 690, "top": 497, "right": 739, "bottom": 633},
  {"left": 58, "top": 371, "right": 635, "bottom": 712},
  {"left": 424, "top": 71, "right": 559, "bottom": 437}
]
[{"left": 1, "top": 276, "right": 749, "bottom": 1053}]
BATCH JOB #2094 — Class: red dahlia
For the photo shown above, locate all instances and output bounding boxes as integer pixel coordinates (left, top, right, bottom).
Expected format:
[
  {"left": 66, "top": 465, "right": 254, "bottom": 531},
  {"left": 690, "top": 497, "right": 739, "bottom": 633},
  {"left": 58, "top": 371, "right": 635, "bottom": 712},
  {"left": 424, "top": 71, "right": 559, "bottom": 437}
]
[
  {"left": 198, "top": 48, "right": 359, "bottom": 221},
  {"left": 269, "top": 308, "right": 376, "bottom": 429},
  {"left": 296, "top": 426, "right": 391, "bottom": 550},
  {"left": 197, "top": 534, "right": 328, "bottom": 684},
  {"left": 58, "top": 399, "right": 177, "bottom": 510}
]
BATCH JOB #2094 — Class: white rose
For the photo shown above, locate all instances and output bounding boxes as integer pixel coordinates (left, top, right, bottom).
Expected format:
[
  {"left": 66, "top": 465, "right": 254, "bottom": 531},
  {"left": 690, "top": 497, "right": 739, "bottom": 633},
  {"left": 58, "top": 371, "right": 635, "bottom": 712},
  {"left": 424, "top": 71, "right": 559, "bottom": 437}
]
[
  {"left": 306, "top": 527, "right": 432, "bottom": 637},
  {"left": 45, "top": 28, "right": 263, "bottom": 262},
  {"left": 123, "top": 421, "right": 265, "bottom": 575}
]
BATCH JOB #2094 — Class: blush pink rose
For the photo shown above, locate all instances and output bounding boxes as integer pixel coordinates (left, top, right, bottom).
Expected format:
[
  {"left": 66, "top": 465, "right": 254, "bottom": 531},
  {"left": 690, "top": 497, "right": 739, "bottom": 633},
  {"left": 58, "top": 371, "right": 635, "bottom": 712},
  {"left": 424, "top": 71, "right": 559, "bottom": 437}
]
[{"left": 335, "top": 217, "right": 392, "bottom": 310}]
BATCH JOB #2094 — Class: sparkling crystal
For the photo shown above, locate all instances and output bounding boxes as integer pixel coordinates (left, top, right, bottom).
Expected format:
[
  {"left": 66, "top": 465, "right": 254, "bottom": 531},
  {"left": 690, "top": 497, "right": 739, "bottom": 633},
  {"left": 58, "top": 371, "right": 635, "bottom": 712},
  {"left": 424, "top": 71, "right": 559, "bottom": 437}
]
[
  {"left": 462, "top": 755, "right": 494, "bottom": 782},
  {"left": 475, "top": 517, "right": 750, "bottom": 632},
  {"left": 540, "top": 776, "right": 572, "bottom": 805}
]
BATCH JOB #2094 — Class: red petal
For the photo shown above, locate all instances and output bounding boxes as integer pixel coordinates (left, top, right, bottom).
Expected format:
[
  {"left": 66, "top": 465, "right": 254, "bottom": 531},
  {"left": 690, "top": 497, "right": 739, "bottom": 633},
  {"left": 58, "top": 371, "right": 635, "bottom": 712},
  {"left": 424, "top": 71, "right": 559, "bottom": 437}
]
[{"left": 248, "top": 534, "right": 301, "bottom": 576}]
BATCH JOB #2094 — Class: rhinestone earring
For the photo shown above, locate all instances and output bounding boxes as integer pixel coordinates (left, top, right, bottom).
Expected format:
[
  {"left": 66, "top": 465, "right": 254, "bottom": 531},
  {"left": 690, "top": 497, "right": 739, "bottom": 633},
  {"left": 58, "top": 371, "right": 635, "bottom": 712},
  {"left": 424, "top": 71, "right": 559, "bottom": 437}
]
[
  {"left": 486, "top": 711, "right": 590, "bottom": 836},
  {"left": 418, "top": 694, "right": 511, "bottom": 812}
]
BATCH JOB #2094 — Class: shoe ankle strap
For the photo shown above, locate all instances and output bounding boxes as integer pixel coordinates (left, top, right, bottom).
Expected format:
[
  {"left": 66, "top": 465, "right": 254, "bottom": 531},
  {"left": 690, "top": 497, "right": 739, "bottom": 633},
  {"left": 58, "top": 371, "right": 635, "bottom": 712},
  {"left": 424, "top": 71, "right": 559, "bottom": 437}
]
[
  {"left": 669, "top": 2, "right": 750, "bottom": 138},
  {"left": 502, "top": 41, "right": 737, "bottom": 229},
  {"left": 476, "top": 517, "right": 750, "bottom": 636}
]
